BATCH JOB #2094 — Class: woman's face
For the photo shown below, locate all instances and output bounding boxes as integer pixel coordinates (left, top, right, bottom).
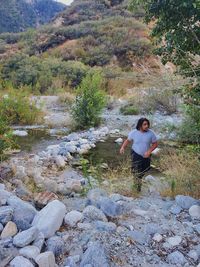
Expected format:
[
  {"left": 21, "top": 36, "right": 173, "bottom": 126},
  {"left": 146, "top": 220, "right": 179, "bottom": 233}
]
[{"left": 141, "top": 121, "right": 149, "bottom": 131}]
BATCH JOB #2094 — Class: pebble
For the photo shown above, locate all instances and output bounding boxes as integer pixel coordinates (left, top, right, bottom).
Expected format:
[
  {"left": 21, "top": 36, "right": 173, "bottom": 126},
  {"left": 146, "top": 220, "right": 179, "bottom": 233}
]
[
  {"left": 189, "top": 205, "right": 200, "bottom": 219},
  {"left": 152, "top": 233, "right": 163, "bottom": 242},
  {"left": 167, "top": 251, "right": 187, "bottom": 265},
  {"left": 1, "top": 221, "right": 18, "bottom": 238},
  {"left": 64, "top": 210, "right": 83, "bottom": 227},
  {"left": 166, "top": 236, "right": 182, "bottom": 247}
]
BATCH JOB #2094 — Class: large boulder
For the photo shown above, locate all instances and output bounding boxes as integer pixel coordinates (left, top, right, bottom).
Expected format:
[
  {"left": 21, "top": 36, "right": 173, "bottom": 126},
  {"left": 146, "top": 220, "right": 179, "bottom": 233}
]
[
  {"left": 175, "top": 195, "right": 199, "bottom": 210},
  {"left": 32, "top": 200, "right": 66, "bottom": 238},
  {"left": 10, "top": 256, "right": 34, "bottom": 267},
  {"left": 80, "top": 242, "right": 109, "bottom": 267},
  {"left": 7, "top": 196, "right": 37, "bottom": 230},
  {"left": 13, "top": 226, "right": 39, "bottom": 248}
]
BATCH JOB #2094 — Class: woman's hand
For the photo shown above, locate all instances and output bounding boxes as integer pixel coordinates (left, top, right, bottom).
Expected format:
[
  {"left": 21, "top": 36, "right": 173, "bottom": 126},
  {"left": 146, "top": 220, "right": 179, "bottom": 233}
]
[
  {"left": 144, "top": 151, "right": 151, "bottom": 158},
  {"left": 120, "top": 147, "right": 125, "bottom": 154}
]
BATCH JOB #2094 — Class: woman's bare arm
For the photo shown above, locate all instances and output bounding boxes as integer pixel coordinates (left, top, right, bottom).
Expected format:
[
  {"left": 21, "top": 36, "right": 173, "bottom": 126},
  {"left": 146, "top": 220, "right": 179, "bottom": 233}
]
[{"left": 120, "top": 139, "right": 131, "bottom": 154}]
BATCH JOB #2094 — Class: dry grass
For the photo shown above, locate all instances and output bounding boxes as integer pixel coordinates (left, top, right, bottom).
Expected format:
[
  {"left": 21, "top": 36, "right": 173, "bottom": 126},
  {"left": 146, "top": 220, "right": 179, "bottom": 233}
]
[
  {"left": 158, "top": 148, "right": 200, "bottom": 199},
  {"left": 100, "top": 156, "right": 140, "bottom": 197}
]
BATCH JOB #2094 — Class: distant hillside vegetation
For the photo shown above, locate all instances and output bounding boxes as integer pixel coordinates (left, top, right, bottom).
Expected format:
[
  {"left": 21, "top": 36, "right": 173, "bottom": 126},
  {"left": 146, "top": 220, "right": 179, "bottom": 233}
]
[
  {"left": 0, "top": 0, "right": 161, "bottom": 95},
  {"left": 0, "top": 0, "right": 66, "bottom": 33}
]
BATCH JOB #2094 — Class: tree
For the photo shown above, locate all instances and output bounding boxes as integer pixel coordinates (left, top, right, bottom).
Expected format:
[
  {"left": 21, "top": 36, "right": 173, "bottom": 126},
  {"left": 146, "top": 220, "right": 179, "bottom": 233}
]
[
  {"left": 130, "top": 0, "right": 200, "bottom": 143},
  {"left": 72, "top": 72, "right": 106, "bottom": 129}
]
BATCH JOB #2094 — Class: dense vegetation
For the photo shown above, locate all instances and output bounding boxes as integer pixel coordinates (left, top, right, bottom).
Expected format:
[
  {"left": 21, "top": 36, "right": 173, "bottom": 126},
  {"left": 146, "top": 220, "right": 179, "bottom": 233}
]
[
  {"left": 0, "top": 0, "right": 153, "bottom": 94},
  {"left": 131, "top": 0, "right": 200, "bottom": 145},
  {"left": 0, "top": 0, "right": 66, "bottom": 33}
]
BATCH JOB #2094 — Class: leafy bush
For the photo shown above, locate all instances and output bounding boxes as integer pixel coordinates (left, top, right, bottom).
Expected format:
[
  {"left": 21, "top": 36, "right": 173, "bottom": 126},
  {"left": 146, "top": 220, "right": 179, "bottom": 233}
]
[
  {"left": 72, "top": 72, "right": 106, "bottom": 129},
  {"left": 0, "top": 90, "right": 41, "bottom": 125},
  {"left": 120, "top": 105, "right": 139, "bottom": 115},
  {"left": 0, "top": 116, "right": 15, "bottom": 156},
  {"left": 177, "top": 105, "right": 200, "bottom": 145}
]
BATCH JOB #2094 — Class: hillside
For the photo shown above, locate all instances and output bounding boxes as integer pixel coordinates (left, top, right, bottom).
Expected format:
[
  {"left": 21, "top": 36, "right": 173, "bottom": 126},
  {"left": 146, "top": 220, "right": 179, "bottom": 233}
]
[
  {"left": 0, "top": 0, "right": 66, "bottom": 33},
  {"left": 0, "top": 0, "right": 162, "bottom": 95}
]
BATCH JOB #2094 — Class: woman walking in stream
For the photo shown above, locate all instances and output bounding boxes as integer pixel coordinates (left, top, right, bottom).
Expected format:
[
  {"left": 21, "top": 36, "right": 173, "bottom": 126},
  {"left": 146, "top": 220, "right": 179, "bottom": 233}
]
[{"left": 120, "top": 117, "right": 158, "bottom": 192}]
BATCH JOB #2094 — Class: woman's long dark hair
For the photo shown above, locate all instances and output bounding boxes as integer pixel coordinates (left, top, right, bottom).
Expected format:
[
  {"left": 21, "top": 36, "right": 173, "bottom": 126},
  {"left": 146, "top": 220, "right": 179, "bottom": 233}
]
[{"left": 136, "top": 117, "right": 150, "bottom": 130}]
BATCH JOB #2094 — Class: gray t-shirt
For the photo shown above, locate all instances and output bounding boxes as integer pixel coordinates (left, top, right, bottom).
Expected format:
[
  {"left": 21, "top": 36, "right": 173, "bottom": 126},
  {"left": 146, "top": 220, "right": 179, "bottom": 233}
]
[{"left": 128, "top": 129, "right": 157, "bottom": 157}]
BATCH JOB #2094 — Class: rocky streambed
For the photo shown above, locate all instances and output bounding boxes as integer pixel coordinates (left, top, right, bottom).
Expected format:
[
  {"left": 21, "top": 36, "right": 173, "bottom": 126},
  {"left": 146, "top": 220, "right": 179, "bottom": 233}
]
[{"left": 1, "top": 98, "right": 199, "bottom": 267}]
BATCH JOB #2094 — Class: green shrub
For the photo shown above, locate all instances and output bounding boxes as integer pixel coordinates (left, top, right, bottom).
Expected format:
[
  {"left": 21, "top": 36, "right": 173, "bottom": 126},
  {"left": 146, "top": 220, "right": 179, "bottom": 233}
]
[
  {"left": 0, "top": 90, "right": 41, "bottom": 125},
  {"left": 177, "top": 105, "right": 200, "bottom": 145},
  {"left": 120, "top": 105, "right": 139, "bottom": 115},
  {"left": 0, "top": 116, "right": 15, "bottom": 156},
  {"left": 72, "top": 72, "right": 106, "bottom": 129}
]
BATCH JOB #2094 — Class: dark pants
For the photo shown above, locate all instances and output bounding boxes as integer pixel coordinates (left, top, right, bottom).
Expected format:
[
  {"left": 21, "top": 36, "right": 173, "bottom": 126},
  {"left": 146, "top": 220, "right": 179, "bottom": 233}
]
[{"left": 131, "top": 150, "right": 151, "bottom": 191}]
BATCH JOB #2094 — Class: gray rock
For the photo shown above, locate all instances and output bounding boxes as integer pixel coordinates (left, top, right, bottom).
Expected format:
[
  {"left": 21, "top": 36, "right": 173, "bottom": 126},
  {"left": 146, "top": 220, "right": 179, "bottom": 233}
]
[
  {"left": 0, "top": 245, "right": 18, "bottom": 267},
  {"left": 194, "top": 223, "right": 200, "bottom": 235},
  {"left": 10, "top": 256, "right": 34, "bottom": 267},
  {"left": 87, "top": 188, "right": 107, "bottom": 206},
  {"left": 175, "top": 195, "right": 199, "bottom": 210},
  {"left": 0, "top": 223, "right": 3, "bottom": 232},
  {"left": 0, "top": 184, "right": 5, "bottom": 190},
  {"left": 65, "top": 255, "right": 80, "bottom": 267},
  {"left": 189, "top": 205, "right": 200, "bottom": 219},
  {"left": 0, "top": 189, "right": 11, "bottom": 205},
  {"left": 98, "top": 197, "right": 122, "bottom": 217},
  {"left": 1, "top": 221, "right": 18, "bottom": 238},
  {"left": 80, "top": 242, "right": 109, "bottom": 267},
  {"left": 145, "top": 223, "right": 162, "bottom": 235},
  {"left": 128, "top": 230, "right": 149, "bottom": 245},
  {"left": 170, "top": 204, "right": 182, "bottom": 215},
  {"left": 46, "top": 236, "right": 65, "bottom": 257},
  {"left": 55, "top": 155, "right": 66, "bottom": 168},
  {"left": 32, "top": 200, "right": 66, "bottom": 238},
  {"left": 19, "top": 245, "right": 40, "bottom": 260},
  {"left": 35, "top": 251, "right": 56, "bottom": 267},
  {"left": 166, "top": 251, "right": 187, "bottom": 265},
  {"left": 188, "top": 250, "right": 198, "bottom": 262},
  {"left": 83, "top": 206, "right": 107, "bottom": 222},
  {"left": 7, "top": 196, "right": 37, "bottom": 230},
  {"left": 0, "top": 206, "right": 13, "bottom": 225},
  {"left": 13, "top": 226, "right": 39, "bottom": 247},
  {"left": 94, "top": 221, "right": 117, "bottom": 232},
  {"left": 152, "top": 233, "right": 163, "bottom": 242},
  {"left": 166, "top": 236, "right": 182, "bottom": 247},
  {"left": 32, "top": 231, "right": 45, "bottom": 251},
  {"left": 64, "top": 210, "right": 83, "bottom": 227}
]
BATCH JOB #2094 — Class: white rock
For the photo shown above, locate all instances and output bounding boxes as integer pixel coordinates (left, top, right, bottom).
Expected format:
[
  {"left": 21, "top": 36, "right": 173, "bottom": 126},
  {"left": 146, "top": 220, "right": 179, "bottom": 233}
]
[
  {"left": 144, "top": 175, "right": 156, "bottom": 182},
  {"left": 35, "top": 251, "right": 55, "bottom": 267},
  {"left": 1, "top": 221, "right": 18, "bottom": 238},
  {"left": 151, "top": 148, "right": 161, "bottom": 155},
  {"left": 132, "top": 209, "right": 148, "bottom": 217},
  {"left": 189, "top": 205, "right": 200, "bottom": 219},
  {"left": 19, "top": 245, "right": 40, "bottom": 260},
  {"left": 166, "top": 236, "right": 182, "bottom": 247},
  {"left": 10, "top": 256, "right": 34, "bottom": 267},
  {"left": 115, "top": 138, "right": 123, "bottom": 144},
  {"left": 152, "top": 233, "right": 163, "bottom": 242},
  {"left": 13, "top": 130, "right": 28, "bottom": 137},
  {"left": 55, "top": 155, "right": 66, "bottom": 168},
  {"left": 13, "top": 227, "right": 39, "bottom": 248},
  {"left": 64, "top": 210, "right": 83, "bottom": 227},
  {"left": 32, "top": 200, "right": 66, "bottom": 238}
]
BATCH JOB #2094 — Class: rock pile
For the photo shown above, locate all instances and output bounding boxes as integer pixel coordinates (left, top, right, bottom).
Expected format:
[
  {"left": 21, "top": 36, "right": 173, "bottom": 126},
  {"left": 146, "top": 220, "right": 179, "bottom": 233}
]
[{"left": 0, "top": 185, "right": 199, "bottom": 267}]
